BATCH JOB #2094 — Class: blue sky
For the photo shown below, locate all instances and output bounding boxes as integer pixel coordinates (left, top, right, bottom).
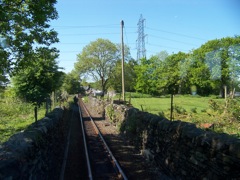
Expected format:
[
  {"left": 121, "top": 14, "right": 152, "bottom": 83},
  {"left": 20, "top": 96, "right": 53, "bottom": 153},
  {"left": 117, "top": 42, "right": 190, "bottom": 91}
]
[{"left": 50, "top": 0, "right": 240, "bottom": 73}]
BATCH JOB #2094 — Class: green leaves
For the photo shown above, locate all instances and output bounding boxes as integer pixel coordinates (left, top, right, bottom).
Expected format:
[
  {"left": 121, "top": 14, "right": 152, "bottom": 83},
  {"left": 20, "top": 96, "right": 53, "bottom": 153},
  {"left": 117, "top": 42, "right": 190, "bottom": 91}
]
[
  {"left": 12, "top": 48, "right": 63, "bottom": 105},
  {"left": 108, "top": 59, "right": 137, "bottom": 92},
  {"left": 133, "top": 36, "right": 240, "bottom": 96},
  {"left": 0, "top": 0, "right": 58, "bottom": 74},
  {"left": 75, "top": 38, "right": 119, "bottom": 93},
  {"left": 191, "top": 36, "right": 240, "bottom": 96}
]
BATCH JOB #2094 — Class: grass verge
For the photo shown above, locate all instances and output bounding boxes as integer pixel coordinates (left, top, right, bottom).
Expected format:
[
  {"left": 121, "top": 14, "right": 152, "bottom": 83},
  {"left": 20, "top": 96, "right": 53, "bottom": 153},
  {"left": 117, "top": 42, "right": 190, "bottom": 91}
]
[{"left": 0, "top": 98, "right": 46, "bottom": 144}]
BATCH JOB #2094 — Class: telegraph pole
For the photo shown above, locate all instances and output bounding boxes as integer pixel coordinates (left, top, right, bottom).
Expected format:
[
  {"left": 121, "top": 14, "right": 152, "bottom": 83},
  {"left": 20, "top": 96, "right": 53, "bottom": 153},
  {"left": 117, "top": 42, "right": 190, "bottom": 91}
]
[{"left": 121, "top": 20, "right": 125, "bottom": 102}]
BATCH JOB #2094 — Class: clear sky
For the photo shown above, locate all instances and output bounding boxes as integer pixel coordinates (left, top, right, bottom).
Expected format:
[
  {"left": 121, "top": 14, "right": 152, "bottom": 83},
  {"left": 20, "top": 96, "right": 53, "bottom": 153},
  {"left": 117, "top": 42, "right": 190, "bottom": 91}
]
[{"left": 50, "top": 0, "right": 240, "bottom": 73}]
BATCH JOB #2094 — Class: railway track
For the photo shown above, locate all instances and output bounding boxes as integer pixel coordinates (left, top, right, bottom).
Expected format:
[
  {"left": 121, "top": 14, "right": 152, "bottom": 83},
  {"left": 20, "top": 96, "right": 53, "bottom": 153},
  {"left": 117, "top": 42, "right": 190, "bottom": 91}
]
[{"left": 60, "top": 98, "right": 127, "bottom": 180}]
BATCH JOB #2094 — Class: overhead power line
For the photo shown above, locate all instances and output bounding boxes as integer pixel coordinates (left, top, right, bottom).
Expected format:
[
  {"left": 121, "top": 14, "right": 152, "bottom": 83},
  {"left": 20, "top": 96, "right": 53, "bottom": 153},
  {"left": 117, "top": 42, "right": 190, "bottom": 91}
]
[
  {"left": 147, "top": 43, "right": 188, "bottom": 51},
  {"left": 146, "top": 27, "right": 207, "bottom": 41},
  {"left": 148, "top": 34, "right": 198, "bottom": 46},
  {"left": 60, "top": 32, "right": 120, "bottom": 36},
  {"left": 53, "top": 23, "right": 206, "bottom": 41},
  {"left": 53, "top": 24, "right": 119, "bottom": 28},
  {"left": 52, "top": 22, "right": 207, "bottom": 58}
]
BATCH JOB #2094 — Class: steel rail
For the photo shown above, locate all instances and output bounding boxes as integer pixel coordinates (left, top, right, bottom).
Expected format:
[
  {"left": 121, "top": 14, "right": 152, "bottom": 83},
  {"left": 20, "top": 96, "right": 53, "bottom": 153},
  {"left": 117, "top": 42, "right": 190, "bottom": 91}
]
[
  {"left": 81, "top": 100, "right": 128, "bottom": 180},
  {"left": 78, "top": 103, "right": 93, "bottom": 180}
]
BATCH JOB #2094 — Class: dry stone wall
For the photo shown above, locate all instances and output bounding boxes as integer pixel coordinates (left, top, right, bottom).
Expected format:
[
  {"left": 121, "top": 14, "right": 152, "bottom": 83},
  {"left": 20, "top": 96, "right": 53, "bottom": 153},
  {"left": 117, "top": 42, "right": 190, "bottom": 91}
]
[
  {"left": 90, "top": 97, "right": 240, "bottom": 179},
  {"left": 0, "top": 107, "right": 64, "bottom": 179}
]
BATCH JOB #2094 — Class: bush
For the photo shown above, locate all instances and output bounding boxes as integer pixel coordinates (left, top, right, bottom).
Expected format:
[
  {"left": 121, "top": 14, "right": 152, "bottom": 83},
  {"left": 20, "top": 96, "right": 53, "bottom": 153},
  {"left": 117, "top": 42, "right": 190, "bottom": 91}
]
[
  {"left": 208, "top": 99, "right": 220, "bottom": 111},
  {"left": 226, "top": 98, "right": 240, "bottom": 122},
  {"left": 158, "top": 111, "right": 166, "bottom": 118},
  {"left": 174, "top": 105, "right": 187, "bottom": 115},
  {"left": 191, "top": 107, "right": 198, "bottom": 113},
  {"left": 105, "top": 104, "right": 115, "bottom": 123}
]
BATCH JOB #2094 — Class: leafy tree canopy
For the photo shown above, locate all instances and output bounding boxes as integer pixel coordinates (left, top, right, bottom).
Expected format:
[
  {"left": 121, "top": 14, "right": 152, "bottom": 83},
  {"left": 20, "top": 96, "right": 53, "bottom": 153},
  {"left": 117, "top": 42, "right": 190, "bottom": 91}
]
[
  {"left": 108, "top": 59, "right": 137, "bottom": 92},
  {"left": 61, "top": 70, "right": 82, "bottom": 95},
  {"left": 134, "top": 51, "right": 170, "bottom": 95},
  {"left": 133, "top": 36, "right": 240, "bottom": 96},
  {"left": 75, "top": 38, "right": 123, "bottom": 94},
  {"left": 0, "top": 0, "right": 59, "bottom": 75},
  {"left": 191, "top": 36, "right": 240, "bottom": 96},
  {"left": 12, "top": 47, "right": 64, "bottom": 105}
]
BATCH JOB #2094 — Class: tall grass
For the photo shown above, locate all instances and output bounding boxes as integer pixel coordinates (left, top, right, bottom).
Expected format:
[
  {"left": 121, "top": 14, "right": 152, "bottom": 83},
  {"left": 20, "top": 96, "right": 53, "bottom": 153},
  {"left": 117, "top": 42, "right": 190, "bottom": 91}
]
[{"left": 0, "top": 98, "right": 46, "bottom": 144}]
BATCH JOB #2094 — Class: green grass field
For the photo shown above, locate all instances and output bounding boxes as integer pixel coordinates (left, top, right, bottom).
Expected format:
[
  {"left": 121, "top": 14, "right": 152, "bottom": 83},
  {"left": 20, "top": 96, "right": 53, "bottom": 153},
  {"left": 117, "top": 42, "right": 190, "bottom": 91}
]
[
  {"left": 0, "top": 98, "right": 46, "bottom": 144},
  {"left": 130, "top": 95, "right": 221, "bottom": 116},
  {"left": 123, "top": 93, "right": 240, "bottom": 137}
]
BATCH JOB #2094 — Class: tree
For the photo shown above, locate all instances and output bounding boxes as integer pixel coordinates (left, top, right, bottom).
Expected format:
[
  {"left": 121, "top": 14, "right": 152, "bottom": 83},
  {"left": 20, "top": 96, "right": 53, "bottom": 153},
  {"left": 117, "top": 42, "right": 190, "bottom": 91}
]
[
  {"left": 75, "top": 38, "right": 119, "bottom": 94},
  {"left": 154, "top": 52, "right": 189, "bottom": 94},
  {"left": 191, "top": 36, "right": 240, "bottom": 96},
  {"left": 108, "top": 59, "right": 137, "bottom": 92},
  {"left": 61, "top": 71, "right": 82, "bottom": 95},
  {"left": 134, "top": 57, "right": 152, "bottom": 94},
  {"left": 228, "top": 44, "right": 240, "bottom": 94},
  {"left": 148, "top": 53, "right": 170, "bottom": 95},
  {"left": 12, "top": 47, "right": 63, "bottom": 105},
  {"left": 0, "top": 72, "right": 8, "bottom": 93},
  {"left": 0, "top": 0, "right": 59, "bottom": 74},
  {"left": 134, "top": 51, "right": 169, "bottom": 95},
  {"left": 107, "top": 44, "right": 134, "bottom": 92}
]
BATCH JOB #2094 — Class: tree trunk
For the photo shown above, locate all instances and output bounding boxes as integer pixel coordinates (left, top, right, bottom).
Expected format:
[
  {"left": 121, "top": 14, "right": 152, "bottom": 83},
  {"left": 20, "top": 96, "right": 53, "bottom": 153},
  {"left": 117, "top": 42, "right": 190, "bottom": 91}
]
[{"left": 101, "top": 77, "right": 105, "bottom": 98}]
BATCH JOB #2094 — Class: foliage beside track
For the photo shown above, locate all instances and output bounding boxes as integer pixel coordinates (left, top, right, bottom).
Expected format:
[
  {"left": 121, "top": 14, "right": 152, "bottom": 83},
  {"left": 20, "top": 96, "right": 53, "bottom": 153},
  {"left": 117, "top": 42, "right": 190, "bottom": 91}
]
[{"left": 0, "top": 98, "right": 45, "bottom": 144}]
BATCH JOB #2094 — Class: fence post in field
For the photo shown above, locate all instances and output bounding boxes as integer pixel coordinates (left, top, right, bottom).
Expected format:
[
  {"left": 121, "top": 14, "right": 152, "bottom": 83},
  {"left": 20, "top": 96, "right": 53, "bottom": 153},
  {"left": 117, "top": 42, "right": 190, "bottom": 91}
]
[
  {"left": 170, "top": 94, "right": 174, "bottom": 121},
  {"left": 34, "top": 106, "right": 37, "bottom": 123}
]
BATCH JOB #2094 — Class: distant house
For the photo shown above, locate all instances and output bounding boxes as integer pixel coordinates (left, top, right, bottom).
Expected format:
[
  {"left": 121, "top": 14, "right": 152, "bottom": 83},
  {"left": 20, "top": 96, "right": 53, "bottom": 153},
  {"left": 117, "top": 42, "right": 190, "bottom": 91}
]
[
  {"left": 92, "top": 89, "right": 103, "bottom": 96},
  {"left": 234, "top": 92, "right": 240, "bottom": 97},
  {"left": 85, "top": 87, "right": 103, "bottom": 96},
  {"left": 107, "top": 90, "right": 116, "bottom": 98}
]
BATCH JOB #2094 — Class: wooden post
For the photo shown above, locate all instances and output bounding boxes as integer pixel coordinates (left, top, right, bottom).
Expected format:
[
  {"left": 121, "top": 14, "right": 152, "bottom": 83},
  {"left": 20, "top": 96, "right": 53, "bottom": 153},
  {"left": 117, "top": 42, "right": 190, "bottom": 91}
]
[
  {"left": 224, "top": 85, "right": 227, "bottom": 100},
  {"left": 129, "top": 92, "right": 131, "bottom": 105},
  {"left": 51, "top": 91, "right": 55, "bottom": 110},
  {"left": 224, "top": 85, "right": 228, "bottom": 113},
  {"left": 121, "top": 20, "right": 125, "bottom": 102},
  {"left": 34, "top": 106, "right": 37, "bottom": 123},
  {"left": 170, "top": 94, "right": 174, "bottom": 121}
]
